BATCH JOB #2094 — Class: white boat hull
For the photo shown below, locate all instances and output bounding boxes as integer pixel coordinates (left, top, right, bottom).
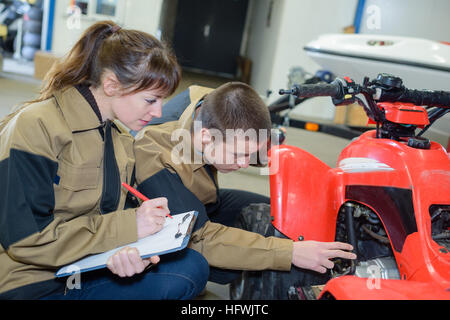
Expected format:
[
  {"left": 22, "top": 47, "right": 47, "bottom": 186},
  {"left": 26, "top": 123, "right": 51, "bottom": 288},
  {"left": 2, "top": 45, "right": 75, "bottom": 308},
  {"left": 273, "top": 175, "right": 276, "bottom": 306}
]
[
  {"left": 306, "top": 50, "right": 450, "bottom": 91},
  {"left": 305, "top": 34, "right": 450, "bottom": 149}
]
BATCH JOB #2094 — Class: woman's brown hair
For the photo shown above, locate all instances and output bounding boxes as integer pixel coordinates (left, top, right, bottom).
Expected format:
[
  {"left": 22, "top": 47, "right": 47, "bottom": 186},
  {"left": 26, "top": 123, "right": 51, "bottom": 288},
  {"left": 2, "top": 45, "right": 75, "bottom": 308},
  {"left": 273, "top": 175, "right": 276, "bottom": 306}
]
[{"left": 33, "top": 20, "right": 180, "bottom": 103}]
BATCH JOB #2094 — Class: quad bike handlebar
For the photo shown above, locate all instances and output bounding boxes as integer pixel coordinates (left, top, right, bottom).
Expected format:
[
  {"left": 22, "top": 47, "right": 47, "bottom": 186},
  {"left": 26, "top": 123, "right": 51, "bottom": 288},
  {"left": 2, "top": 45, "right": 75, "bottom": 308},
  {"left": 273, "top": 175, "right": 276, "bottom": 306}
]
[
  {"left": 379, "top": 87, "right": 450, "bottom": 108},
  {"left": 279, "top": 73, "right": 450, "bottom": 108},
  {"left": 279, "top": 73, "right": 450, "bottom": 142},
  {"left": 279, "top": 78, "right": 345, "bottom": 99}
]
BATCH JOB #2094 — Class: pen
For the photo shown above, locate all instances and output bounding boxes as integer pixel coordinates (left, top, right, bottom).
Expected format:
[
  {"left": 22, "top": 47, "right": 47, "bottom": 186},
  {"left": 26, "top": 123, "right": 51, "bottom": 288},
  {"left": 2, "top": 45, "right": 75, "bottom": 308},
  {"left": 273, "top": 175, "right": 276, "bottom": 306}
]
[{"left": 121, "top": 182, "right": 173, "bottom": 219}]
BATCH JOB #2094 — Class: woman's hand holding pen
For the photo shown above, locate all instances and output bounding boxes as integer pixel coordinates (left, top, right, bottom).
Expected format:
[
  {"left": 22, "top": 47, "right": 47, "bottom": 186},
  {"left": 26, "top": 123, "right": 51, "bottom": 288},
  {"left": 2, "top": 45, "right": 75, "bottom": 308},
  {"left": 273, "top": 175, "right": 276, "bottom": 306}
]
[
  {"left": 107, "top": 197, "right": 169, "bottom": 277},
  {"left": 136, "top": 197, "right": 171, "bottom": 239}
]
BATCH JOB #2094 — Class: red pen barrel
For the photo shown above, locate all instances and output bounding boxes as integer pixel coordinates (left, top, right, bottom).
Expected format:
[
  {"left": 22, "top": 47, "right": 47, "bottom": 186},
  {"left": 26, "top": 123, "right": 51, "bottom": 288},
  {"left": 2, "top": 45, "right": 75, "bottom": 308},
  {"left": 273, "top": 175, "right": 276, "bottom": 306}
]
[{"left": 121, "top": 182, "right": 173, "bottom": 219}]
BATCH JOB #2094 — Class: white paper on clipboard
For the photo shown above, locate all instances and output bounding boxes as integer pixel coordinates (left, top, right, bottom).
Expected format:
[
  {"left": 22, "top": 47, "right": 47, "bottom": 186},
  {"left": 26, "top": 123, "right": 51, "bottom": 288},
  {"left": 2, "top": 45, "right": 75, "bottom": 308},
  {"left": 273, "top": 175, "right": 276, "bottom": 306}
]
[{"left": 56, "top": 211, "right": 197, "bottom": 278}]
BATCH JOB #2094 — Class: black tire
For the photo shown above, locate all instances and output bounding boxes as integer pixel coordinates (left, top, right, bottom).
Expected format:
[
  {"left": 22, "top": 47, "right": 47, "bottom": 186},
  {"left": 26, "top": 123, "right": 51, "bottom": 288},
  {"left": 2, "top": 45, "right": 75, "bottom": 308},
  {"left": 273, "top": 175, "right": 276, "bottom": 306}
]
[
  {"left": 235, "top": 203, "right": 274, "bottom": 236},
  {"left": 23, "top": 20, "right": 42, "bottom": 34},
  {"left": 229, "top": 203, "right": 275, "bottom": 300},
  {"left": 3, "top": 30, "right": 16, "bottom": 53},
  {"left": 229, "top": 203, "right": 330, "bottom": 300},
  {"left": 21, "top": 45, "right": 38, "bottom": 60},
  {"left": 23, "top": 31, "right": 41, "bottom": 47},
  {"left": 26, "top": 7, "right": 43, "bottom": 21}
]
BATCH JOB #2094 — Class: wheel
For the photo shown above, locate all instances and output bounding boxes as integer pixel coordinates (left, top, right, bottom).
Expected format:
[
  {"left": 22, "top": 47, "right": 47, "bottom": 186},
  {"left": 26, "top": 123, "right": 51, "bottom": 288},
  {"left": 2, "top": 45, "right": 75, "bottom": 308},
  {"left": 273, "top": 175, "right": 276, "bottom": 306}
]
[
  {"left": 23, "top": 20, "right": 42, "bottom": 34},
  {"left": 235, "top": 203, "right": 274, "bottom": 236},
  {"left": 21, "top": 45, "right": 38, "bottom": 60},
  {"left": 229, "top": 203, "right": 276, "bottom": 300},
  {"left": 229, "top": 203, "right": 330, "bottom": 300},
  {"left": 26, "top": 7, "right": 43, "bottom": 21},
  {"left": 23, "top": 31, "right": 41, "bottom": 47}
]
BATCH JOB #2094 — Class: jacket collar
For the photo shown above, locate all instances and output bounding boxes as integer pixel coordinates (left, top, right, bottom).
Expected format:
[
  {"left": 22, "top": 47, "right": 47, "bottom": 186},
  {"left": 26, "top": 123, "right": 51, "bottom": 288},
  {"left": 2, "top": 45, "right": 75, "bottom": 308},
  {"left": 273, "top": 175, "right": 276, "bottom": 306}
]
[
  {"left": 178, "top": 92, "right": 208, "bottom": 171},
  {"left": 53, "top": 86, "right": 104, "bottom": 133}
]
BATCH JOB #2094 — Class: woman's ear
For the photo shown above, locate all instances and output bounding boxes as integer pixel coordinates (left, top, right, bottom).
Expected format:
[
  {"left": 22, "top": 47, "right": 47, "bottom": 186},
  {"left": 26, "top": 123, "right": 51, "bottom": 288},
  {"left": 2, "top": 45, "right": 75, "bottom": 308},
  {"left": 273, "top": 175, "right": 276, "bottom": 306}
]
[{"left": 102, "top": 71, "right": 122, "bottom": 97}]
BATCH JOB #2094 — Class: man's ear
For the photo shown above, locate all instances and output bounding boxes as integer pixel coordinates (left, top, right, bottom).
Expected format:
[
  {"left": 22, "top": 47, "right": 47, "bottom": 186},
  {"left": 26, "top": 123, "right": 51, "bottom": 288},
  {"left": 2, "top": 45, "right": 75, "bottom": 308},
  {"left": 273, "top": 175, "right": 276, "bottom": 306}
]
[
  {"left": 102, "top": 71, "right": 122, "bottom": 97},
  {"left": 200, "top": 128, "right": 213, "bottom": 146}
]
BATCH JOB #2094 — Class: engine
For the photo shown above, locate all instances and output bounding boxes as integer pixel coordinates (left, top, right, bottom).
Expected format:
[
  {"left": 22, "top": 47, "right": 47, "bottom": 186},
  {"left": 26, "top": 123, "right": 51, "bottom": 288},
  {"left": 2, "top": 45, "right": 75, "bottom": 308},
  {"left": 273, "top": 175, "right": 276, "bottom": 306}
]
[
  {"left": 289, "top": 202, "right": 400, "bottom": 300},
  {"left": 332, "top": 203, "right": 400, "bottom": 280},
  {"left": 429, "top": 205, "right": 450, "bottom": 251}
]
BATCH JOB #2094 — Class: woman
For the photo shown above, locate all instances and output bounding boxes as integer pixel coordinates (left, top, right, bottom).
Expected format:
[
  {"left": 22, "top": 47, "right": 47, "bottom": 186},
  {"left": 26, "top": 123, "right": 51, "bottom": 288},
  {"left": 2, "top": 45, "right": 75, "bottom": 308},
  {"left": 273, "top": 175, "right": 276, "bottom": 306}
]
[{"left": 0, "top": 21, "right": 209, "bottom": 300}]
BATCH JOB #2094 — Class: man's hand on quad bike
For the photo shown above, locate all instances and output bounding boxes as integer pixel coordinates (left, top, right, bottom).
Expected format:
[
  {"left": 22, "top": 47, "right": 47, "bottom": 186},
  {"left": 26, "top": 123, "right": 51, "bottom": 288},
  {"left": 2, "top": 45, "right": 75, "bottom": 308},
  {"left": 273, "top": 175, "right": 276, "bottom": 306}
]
[{"left": 292, "top": 241, "right": 356, "bottom": 274}]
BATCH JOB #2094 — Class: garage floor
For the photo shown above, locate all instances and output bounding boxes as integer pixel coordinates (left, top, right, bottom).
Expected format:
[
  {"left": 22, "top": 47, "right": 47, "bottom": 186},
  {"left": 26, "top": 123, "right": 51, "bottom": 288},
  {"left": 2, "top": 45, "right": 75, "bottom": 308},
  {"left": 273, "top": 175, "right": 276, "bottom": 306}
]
[{"left": 0, "top": 69, "right": 350, "bottom": 300}]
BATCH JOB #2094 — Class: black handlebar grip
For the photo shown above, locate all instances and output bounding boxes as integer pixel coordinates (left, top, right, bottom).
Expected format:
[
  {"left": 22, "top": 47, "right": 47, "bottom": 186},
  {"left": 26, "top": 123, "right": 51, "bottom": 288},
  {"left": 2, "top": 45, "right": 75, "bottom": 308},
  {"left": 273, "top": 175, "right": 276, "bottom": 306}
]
[
  {"left": 279, "top": 79, "right": 344, "bottom": 99},
  {"left": 400, "top": 89, "right": 450, "bottom": 108},
  {"left": 379, "top": 88, "right": 450, "bottom": 108}
]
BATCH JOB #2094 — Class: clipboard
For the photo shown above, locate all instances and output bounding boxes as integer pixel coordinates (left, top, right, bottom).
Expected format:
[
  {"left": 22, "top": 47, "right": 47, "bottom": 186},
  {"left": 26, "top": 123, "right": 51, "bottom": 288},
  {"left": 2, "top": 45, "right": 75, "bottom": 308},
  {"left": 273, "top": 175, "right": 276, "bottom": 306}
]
[{"left": 55, "top": 211, "right": 198, "bottom": 278}]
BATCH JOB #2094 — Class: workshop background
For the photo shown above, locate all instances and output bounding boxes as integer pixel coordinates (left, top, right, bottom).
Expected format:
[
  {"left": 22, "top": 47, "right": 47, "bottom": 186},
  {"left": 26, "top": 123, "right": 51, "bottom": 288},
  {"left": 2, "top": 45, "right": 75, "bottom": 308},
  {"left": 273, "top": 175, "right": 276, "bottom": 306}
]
[{"left": 0, "top": 0, "right": 449, "bottom": 300}]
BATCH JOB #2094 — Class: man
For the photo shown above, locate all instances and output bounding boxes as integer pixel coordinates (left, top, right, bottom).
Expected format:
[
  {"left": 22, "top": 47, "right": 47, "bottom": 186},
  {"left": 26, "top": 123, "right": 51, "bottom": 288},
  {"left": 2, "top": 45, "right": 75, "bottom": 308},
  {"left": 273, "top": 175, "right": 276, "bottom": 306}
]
[{"left": 133, "top": 82, "right": 356, "bottom": 285}]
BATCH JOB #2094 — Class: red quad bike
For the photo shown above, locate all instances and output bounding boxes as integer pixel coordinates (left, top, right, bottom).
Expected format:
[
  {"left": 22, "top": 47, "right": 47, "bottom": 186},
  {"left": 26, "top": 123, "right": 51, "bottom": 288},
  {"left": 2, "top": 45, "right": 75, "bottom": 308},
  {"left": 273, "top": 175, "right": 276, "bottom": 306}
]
[{"left": 230, "top": 73, "right": 450, "bottom": 300}]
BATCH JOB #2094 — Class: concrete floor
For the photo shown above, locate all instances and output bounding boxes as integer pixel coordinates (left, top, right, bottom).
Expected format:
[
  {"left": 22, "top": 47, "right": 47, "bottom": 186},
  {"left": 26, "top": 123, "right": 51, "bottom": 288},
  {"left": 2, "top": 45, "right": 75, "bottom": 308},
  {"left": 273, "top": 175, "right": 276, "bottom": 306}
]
[{"left": 0, "top": 67, "right": 350, "bottom": 300}]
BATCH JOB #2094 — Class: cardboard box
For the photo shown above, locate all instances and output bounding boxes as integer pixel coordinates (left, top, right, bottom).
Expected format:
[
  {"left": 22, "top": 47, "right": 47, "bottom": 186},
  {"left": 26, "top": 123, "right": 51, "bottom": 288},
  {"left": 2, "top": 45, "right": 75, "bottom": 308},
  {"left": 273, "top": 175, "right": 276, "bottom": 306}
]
[
  {"left": 334, "top": 103, "right": 376, "bottom": 128},
  {"left": 34, "top": 50, "right": 60, "bottom": 80}
]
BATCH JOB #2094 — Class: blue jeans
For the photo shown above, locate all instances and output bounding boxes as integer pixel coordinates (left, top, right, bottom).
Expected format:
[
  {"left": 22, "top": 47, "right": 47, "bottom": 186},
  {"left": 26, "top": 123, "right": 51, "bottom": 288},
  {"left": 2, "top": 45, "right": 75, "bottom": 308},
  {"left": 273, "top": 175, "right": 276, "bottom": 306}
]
[{"left": 41, "top": 249, "right": 209, "bottom": 300}]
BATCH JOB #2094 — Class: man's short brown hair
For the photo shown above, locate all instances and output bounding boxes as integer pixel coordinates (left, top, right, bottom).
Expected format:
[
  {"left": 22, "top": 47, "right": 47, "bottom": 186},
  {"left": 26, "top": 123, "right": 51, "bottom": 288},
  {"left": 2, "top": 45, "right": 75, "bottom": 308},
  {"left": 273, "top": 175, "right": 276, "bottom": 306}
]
[{"left": 198, "top": 82, "right": 272, "bottom": 137}]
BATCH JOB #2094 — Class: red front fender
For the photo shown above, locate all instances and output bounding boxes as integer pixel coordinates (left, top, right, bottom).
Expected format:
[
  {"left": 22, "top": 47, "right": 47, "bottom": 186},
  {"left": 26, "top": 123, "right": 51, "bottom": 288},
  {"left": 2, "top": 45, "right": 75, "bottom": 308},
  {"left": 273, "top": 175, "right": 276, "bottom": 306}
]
[
  {"left": 319, "top": 276, "right": 450, "bottom": 300},
  {"left": 269, "top": 145, "right": 340, "bottom": 241}
]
